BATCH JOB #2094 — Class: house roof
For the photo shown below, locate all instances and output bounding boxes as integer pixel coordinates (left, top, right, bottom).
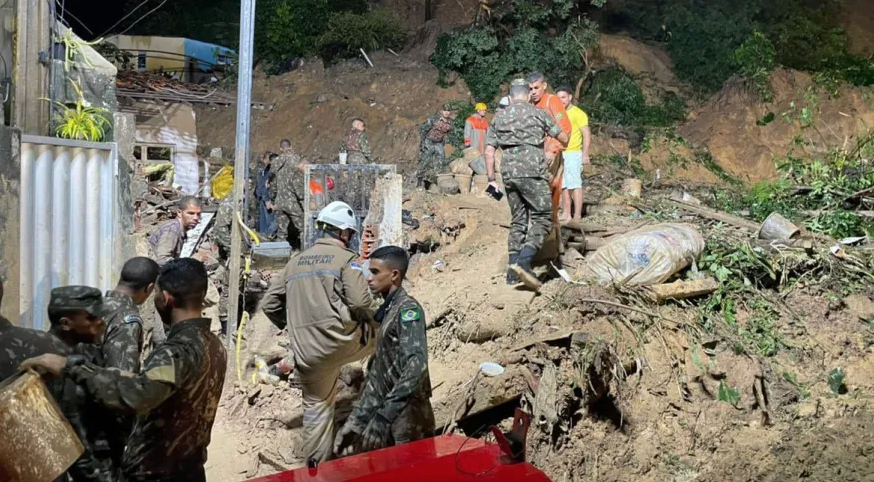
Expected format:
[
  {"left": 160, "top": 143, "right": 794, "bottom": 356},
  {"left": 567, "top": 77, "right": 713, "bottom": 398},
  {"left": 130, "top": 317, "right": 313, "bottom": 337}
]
[{"left": 115, "top": 70, "right": 271, "bottom": 108}]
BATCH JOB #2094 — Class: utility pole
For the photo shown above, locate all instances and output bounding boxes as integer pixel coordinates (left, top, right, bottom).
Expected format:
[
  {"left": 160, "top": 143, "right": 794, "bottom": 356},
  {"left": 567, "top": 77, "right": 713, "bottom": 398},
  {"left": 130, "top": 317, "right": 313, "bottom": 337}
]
[
  {"left": 226, "top": 0, "right": 256, "bottom": 355},
  {"left": 13, "top": 0, "right": 51, "bottom": 134}
]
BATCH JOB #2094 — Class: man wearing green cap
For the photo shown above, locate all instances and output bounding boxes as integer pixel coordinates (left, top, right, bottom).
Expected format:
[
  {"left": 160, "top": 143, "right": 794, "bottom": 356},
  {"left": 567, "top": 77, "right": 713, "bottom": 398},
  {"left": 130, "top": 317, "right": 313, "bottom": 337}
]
[
  {"left": 23, "top": 259, "right": 227, "bottom": 482},
  {"left": 0, "top": 283, "right": 112, "bottom": 482}
]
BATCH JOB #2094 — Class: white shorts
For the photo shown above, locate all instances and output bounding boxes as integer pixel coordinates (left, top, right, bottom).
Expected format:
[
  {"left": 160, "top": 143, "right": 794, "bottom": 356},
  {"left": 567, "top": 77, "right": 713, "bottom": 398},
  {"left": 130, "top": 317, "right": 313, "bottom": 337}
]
[{"left": 562, "top": 151, "right": 583, "bottom": 190}]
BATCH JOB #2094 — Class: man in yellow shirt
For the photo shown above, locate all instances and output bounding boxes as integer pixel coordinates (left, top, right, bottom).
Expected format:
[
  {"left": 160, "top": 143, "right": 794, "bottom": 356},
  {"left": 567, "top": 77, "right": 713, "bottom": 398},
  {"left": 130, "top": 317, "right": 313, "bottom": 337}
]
[{"left": 555, "top": 86, "right": 591, "bottom": 222}]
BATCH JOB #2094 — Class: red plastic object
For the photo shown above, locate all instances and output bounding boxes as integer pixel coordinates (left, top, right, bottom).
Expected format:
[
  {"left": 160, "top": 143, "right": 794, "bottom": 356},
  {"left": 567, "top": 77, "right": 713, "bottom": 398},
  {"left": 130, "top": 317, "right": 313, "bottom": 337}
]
[
  {"left": 327, "top": 177, "right": 335, "bottom": 190},
  {"left": 244, "top": 435, "right": 552, "bottom": 482}
]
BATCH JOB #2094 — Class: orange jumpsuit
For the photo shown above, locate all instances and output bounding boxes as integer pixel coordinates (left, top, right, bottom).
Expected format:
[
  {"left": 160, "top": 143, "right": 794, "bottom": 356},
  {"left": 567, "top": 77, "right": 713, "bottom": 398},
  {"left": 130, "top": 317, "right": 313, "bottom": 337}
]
[{"left": 534, "top": 93, "right": 572, "bottom": 228}]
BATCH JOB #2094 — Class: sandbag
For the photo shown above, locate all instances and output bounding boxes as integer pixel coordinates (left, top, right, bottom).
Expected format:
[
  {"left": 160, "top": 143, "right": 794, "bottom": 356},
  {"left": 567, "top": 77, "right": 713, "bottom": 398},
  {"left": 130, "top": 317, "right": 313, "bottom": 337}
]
[
  {"left": 583, "top": 223, "right": 705, "bottom": 286},
  {"left": 449, "top": 158, "right": 474, "bottom": 175}
]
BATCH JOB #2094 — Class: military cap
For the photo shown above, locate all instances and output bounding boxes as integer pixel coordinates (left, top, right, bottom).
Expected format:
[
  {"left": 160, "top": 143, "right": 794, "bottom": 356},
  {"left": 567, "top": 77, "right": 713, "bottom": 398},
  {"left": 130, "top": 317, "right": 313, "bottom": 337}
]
[
  {"left": 49, "top": 286, "right": 113, "bottom": 317},
  {"left": 441, "top": 103, "right": 453, "bottom": 111}
]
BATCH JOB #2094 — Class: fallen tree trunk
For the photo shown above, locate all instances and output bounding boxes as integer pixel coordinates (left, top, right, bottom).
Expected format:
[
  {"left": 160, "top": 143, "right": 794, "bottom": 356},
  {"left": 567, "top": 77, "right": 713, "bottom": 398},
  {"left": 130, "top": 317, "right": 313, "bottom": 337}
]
[{"left": 666, "top": 199, "right": 760, "bottom": 231}]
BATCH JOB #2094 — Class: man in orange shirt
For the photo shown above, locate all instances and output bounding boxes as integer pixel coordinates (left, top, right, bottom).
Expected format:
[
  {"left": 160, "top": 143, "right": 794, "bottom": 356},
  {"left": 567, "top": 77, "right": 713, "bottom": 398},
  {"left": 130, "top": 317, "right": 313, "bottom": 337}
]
[
  {"left": 464, "top": 103, "right": 489, "bottom": 154},
  {"left": 527, "top": 72, "right": 571, "bottom": 251}
]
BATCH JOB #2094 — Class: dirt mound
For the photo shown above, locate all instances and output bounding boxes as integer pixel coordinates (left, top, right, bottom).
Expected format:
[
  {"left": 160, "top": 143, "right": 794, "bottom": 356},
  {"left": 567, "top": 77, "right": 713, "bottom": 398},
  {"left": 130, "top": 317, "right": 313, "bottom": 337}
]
[
  {"left": 679, "top": 69, "right": 874, "bottom": 183},
  {"left": 195, "top": 54, "right": 470, "bottom": 164},
  {"left": 595, "top": 34, "right": 683, "bottom": 97}
]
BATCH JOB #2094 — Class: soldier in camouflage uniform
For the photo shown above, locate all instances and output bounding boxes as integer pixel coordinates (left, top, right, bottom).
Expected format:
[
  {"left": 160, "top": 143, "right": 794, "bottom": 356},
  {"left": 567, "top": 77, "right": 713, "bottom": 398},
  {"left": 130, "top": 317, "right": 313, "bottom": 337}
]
[
  {"left": 212, "top": 194, "right": 235, "bottom": 335},
  {"left": 99, "top": 256, "right": 160, "bottom": 469},
  {"left": 2, "top": 285, "right": 113, "bottom": 482},
  {"left": 334, "top": 246, "right": 433, "bottom": 456},
  {"left": 22, "top": 258, "right": 227, "bottom": 482},
  {"left": 273, "top": 139, "right": 306, "bottom": 250},
  {"left": 485, "top": 79, "right": 569, "bottom": 289},
  {"left": 343, "top": 118, "right": 373, "bottom": 165},
  {"left": 416, "top": 104, "right": 455, "bottom": 188}
]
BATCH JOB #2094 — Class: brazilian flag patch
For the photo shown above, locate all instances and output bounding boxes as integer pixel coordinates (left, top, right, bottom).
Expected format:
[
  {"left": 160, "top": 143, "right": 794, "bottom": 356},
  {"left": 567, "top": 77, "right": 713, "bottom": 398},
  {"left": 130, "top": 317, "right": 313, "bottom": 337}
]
[{"left": 401, "top": 309, "right": 421, "bottom": 322}]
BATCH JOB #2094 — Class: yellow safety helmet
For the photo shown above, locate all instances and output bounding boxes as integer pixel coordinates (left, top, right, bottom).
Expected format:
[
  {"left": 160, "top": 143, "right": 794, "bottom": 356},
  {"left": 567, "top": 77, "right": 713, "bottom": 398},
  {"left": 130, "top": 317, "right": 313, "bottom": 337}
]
[{"left": 475, "top": 102, "right": 487, "bottom": 111}]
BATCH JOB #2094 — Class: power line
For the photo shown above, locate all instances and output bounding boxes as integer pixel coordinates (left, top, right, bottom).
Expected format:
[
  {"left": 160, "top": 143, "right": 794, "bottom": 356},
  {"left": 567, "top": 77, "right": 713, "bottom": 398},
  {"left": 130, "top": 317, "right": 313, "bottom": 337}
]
[
  {"left": 97, "top": 0, "right": 150, "bottom": 39},
  {"left": 116, "top": 0, "right": 168, "bottom": 37}
]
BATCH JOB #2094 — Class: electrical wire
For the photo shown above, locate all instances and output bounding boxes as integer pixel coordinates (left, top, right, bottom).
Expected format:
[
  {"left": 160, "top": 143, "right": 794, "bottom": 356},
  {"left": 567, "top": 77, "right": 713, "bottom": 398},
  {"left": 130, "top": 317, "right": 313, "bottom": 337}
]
[
  {"left": 97, "top": 0, "right": 150, "bottom": 38},
  {"left": 116, "top": 0, "right": 168, "bottom": 37}
]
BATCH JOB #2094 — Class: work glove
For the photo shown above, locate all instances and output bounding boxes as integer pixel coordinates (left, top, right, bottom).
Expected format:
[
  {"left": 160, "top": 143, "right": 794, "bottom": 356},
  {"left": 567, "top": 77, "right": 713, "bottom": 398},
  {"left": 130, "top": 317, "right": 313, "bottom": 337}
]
[
  {"left": 333, "top": 422, "right": 362, "bottom": 457},
  {"left": 360, "top": 414, "right": 392, "bottom": 452}
]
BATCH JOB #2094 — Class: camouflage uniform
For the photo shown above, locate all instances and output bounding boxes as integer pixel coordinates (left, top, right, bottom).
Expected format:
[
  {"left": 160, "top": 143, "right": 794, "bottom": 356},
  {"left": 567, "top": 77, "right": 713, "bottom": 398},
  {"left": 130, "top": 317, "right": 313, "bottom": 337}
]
[
  {"left": 344, "top": 128, "right": 372, "bottom": 165},
  {"left": 272, "top": 152, "right": 306, "bottom": 249},
  {"left": 99, "top": 290, "right": 145, "bottom": 468},
  {"left": 485, "top": 101, "right": 563, "bottom": 257},
  {"left": 341, "top": 287, "right": 434, "bottom": 451},
  {"left": 1, "top": 287, "right": 115, "bottom": 482},
  {"left": 65, "top": 317, "right": 227, "bottom": 482},
  {"left": 212, "top": 196, "right": 234, "bottom": 332},
  {"left": 417, "top": 112, "right": 454, "bottom": 184}
]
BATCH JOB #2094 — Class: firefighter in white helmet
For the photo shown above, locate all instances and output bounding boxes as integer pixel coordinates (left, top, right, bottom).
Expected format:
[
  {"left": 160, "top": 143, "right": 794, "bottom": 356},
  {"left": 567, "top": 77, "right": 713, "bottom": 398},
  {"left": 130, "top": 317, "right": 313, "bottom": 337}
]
[{"left": 262, "top": 200, "right": 376, "bottom": 465}]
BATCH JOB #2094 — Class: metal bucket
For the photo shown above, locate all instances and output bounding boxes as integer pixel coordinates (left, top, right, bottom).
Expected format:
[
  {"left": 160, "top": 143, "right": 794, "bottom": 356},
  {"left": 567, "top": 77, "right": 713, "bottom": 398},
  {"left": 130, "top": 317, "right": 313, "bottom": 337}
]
[
  {"left": 758, "top": 212, "right": 800, "bottom": 240},
  {"left": 0, "top": 370, "right": 84, "bottom": 482}
]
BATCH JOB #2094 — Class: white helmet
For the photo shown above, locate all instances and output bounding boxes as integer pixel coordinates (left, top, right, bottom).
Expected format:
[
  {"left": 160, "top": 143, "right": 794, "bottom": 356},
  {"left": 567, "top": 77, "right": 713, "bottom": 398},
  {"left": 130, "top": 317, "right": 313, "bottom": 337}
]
[{"left": 317, "top": 201, "right": 358, "bottom": 232}]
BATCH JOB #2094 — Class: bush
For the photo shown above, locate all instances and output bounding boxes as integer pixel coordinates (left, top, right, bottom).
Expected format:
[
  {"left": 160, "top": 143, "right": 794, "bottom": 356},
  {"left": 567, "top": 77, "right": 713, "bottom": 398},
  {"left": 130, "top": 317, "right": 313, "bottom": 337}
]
[
  {"left": 580, "top": 70, "right": 685, "bottom": 127},
  {"left": 734, "top": 31, "right": 776, "bottom": 100},
  {"left": 256, "top": 0, "right": 331, "bottom": 68},
  {"left": 431, "top": 27, "right": 509, "bottom": 100},
  {"left": 318, "top": 11, "right": 406, "bottom": 63}
]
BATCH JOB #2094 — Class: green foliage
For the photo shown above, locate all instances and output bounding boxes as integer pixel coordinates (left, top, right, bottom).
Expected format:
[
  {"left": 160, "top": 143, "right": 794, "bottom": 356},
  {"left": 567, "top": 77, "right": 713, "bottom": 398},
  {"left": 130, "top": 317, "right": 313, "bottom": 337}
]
[
  {"left": 430, "top": 6, "right": 598, "bottom": 101},
  {"left": 256, "top": 0, "right": 329, "bottom": 68},
  {"left": 735, "top": 31, "right": 776, "bottom": 101},
  {"left": 46, "top": 79, "right": 111, "bottom": 142},
  {"left": 94, "top": 42, "right": 133, "bottom": 71},
  {"left": 828, "top": 367, "right": 847, "bottom": 394},
  {"left": 782, "top": 371, "right": 810, "bottom": 399},
  {"left": 580, "top": 70, "right": 686, "bottom": 127},
  {"left": 318, "top": 11, "right": 406, "bottom": 63},
  {"left": 717, "top": 380, "right": 741, "bottom": 406}
]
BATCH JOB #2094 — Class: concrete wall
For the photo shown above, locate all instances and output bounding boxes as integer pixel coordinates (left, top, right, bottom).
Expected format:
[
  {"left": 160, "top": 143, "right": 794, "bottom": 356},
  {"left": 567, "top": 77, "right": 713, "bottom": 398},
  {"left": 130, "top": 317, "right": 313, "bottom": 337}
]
[
  {"left": 133, "top": 101, "right": 200, "bottom": 194},
  {"left": 0, "top": 125, "right": 20, "bottom": 323}
]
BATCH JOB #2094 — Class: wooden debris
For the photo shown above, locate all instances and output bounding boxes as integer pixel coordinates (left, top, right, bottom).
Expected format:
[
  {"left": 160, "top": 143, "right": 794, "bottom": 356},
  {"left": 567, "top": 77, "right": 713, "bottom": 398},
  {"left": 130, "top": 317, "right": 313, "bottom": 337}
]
[
  {"left": 666, "top": 199, "right": 760, "bottom": 231},
  {"left": 645, "top": 277, "right": 719, "bottom": 303},
  {"left": 532, "top": 363, "right": 558, "bottom": 427}
]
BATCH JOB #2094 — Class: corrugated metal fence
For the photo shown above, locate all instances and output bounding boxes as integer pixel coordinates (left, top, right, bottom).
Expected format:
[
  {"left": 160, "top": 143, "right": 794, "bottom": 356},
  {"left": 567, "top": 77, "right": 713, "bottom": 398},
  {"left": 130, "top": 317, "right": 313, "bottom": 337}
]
[{"left": 20, "top": 135, "right": 119, "bottom": 330}]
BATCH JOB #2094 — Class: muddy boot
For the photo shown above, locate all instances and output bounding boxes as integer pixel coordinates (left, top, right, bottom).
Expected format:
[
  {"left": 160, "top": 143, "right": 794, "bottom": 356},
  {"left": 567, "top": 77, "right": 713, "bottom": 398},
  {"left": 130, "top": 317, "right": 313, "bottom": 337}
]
[
  {"left": 511, "top": 246, "right": 542, "bottom": 291},
  {"left": 507, "top": 253, "right": 521, "bottom": 285}
]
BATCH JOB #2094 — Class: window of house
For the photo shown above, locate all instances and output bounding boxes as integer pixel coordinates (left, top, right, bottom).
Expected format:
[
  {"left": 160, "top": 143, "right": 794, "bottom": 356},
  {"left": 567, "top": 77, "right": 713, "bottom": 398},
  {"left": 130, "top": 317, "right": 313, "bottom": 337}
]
[
  {"left": 137, "top": 52, "right": 147, "bottom": 71},
  {"left": 134, "top": 143, "right": 175, "bottom": 165}
]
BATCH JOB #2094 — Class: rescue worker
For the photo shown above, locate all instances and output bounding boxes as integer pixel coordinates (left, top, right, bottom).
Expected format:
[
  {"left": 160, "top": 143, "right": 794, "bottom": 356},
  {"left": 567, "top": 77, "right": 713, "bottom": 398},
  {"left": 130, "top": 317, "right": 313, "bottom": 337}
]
[
  {"left": 272, "top": 139, "right": 306, "bottom": 250},
  {"left": 417, "top": 104, "right": 455, "bottom": 189},
  {"left": 464, "top": 103, "right": 489, "bottom": 154},
  {"left": 334, "top": 246, "right": 434, "bottom": 456},
  {"left": 102, "top": 256, "right": 159, "bottom": 373},
  {"left": 343, "top": 118, "right": 373, "bottom": 164},
  {"left": 261, "top": 200, "right": 376, "bottom": 466},
  {"left": 22, "top": 258, "right": 227, "bottom": 482},
  {"left": 1, "top": 285, "right": 112, "bottom": 482},
  {"left": 148, "top": 196, "right": 202, "bottom": 267},
  {"left": 528, "top": 72, "right": 572, "bottom": 247},
  {"left": 99, "top": 256, "right": 160, "bottom": 469},
  {"left": 147, "top": 195, "right": 202, "bottom": 345},
  {"left": 485, "top": 79, "right": 569, "bottom": 290}
]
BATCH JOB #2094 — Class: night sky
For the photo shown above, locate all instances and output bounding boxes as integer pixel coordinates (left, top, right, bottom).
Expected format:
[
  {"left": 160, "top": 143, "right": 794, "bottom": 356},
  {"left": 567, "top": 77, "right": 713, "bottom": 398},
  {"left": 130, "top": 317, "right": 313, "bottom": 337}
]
[{"left": 58, "top": 0, "right": 144, "bottom": 40}]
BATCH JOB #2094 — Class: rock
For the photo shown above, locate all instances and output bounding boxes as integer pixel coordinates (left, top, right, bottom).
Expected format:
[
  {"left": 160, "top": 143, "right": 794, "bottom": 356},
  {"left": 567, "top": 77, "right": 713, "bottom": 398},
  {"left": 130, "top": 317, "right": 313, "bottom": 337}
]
[
  {"left": 844, "top": 294, "right": 874, "bottom": 321},
  {"left": 796, "top": 401, "right": 818, "bottom": 419},
  {"left": 314, "top": 94, "right": 329, "bottom": 104},
  {"left": 439, "top": 178, "right": 460, "bottom": 195},
  {"left": 209, "top": 147, "right": 223, "bottom": 159}
]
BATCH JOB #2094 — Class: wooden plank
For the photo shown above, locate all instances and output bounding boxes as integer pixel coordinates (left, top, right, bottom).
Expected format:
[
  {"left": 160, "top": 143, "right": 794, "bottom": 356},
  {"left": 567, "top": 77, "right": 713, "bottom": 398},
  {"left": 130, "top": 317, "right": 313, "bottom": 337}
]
[
  {"left": 645, "top": 277, "right": 719, "bottom": 302},
  {"left": 666, "top": 199, "right": 760, "bottom": 231}
]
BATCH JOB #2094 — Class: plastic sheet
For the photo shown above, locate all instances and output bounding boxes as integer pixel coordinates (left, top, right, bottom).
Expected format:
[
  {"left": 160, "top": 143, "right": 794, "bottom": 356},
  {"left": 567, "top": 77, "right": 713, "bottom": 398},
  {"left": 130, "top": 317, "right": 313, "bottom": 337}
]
[{"left": 584, "top": 223, "right": 705, "bottom": 286}]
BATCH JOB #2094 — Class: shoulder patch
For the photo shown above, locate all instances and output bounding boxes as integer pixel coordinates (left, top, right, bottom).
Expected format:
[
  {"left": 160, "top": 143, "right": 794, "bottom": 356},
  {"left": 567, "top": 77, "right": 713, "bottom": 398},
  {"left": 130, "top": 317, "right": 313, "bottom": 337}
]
[
  {"left": 555, "top": 112, "right": 564, "bottom": 119},
  {"left": 401, "top": 308, "right": 422, "bottom": 322},
  {"left": 123, "top": 314, "right": 144, "bottom": 325},
  {"left": 350, "top": 262, "right": 364, "bottom": 272}
]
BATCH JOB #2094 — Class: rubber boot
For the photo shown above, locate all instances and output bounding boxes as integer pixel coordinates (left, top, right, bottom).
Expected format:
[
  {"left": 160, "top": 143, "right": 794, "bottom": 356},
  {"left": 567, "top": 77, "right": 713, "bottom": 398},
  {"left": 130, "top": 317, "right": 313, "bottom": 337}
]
[
  {"left": 507, "top": 253, "right": 520, "bottom": 285},
  {"left": 510, "top": 245, "right": 542, "bottom": 291}
]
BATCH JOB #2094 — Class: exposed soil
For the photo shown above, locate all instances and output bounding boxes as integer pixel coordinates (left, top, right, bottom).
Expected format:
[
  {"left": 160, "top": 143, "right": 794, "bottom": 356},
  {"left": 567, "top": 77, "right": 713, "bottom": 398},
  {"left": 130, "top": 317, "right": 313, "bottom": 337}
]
[{"left": 204, "top": 168, "right": 874, "bottom": 481}]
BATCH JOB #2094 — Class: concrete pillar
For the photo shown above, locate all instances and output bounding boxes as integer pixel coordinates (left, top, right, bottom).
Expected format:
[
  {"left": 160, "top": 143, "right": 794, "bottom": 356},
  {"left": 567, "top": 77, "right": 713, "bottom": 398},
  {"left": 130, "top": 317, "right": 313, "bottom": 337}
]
[
  {"left": 0, "top": 126, "right": 21, "bottom": 323},
  {"left": 112, "top": 112, "right": 138, "bottom": 273}
]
